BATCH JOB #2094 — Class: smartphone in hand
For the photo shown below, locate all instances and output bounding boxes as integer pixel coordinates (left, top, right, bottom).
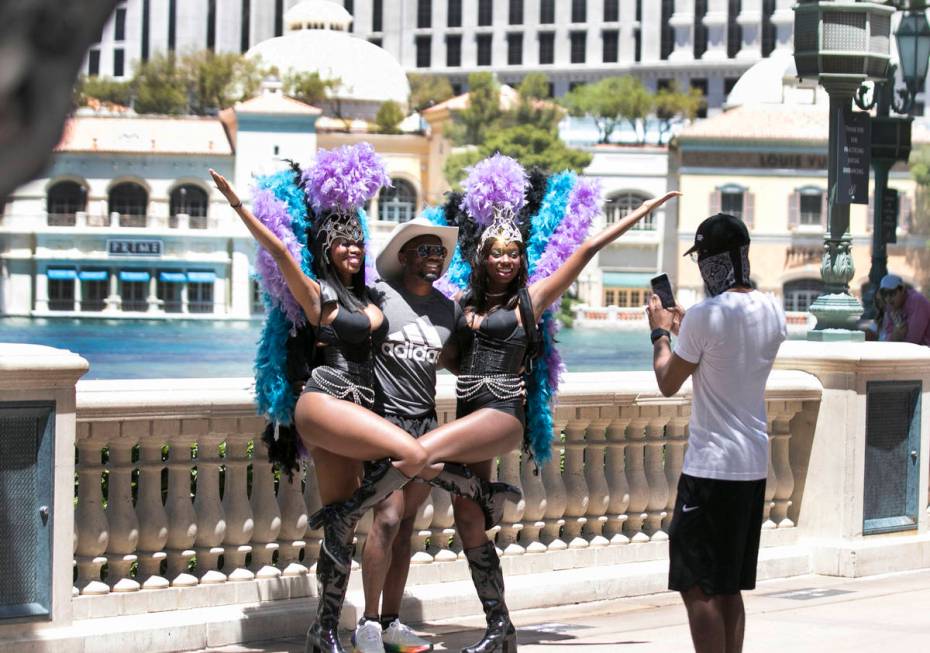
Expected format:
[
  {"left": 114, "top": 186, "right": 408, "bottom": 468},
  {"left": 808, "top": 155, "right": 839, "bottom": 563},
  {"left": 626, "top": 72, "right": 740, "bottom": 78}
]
[{"left": 650, "top": 273, "right": 676, "bottom": 309}]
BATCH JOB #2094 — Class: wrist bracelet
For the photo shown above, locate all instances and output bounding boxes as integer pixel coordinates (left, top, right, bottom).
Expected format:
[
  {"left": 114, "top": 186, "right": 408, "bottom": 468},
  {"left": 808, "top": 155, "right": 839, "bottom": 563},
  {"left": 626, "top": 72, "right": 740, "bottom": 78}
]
[
  {"left": 230, "top": 200, "right": 242, "bottom": 209},
  {"left": 650, "top": 327, "right": 671, "bottom": 344}
]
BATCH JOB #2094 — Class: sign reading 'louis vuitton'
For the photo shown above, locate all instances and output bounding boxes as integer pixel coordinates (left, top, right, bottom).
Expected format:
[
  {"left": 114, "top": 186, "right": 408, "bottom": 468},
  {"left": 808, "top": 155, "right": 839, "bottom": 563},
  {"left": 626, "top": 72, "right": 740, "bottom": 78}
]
[
  {"left": 107, "top": 239, "right": 163, "bottom": 256},
  {"left": 680, "top": 150, "right": 829, "bottom": 170}
]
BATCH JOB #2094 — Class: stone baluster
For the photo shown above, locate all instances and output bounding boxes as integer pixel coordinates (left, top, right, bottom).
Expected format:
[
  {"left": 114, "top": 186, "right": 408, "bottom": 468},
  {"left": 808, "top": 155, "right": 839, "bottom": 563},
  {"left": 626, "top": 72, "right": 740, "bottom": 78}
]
[
  {"left": 278, "top": 463, "right": 309, "bottom": 575},
  {"left": 663, "top": 406, "right": 690, "bottom": 531},
  {"left": 165, "top": 433, "right": 198, "bottom": 587},
  {"left": 105, "top": 423, "right": 141, "bottom": 591},
  {"left": 193, "top": 430, "right": 227, "bottom": 583},
  {"left": 623, "top": 410, "right": 650, "bottom": 543},
  {"left": 518, "top": 443, "right": 548, "bottom": 554},
  {"left": 562, "top": 410, "right": 593, "bottom": 548},
  {"left": 584, "top": 410, "right": 612, "bottom": 547},
  {"left": 762, "top": 407, "right": 779, "bottom": 528},
  {"left": 540, "top": 417, "right": 568, "bottom": 550},
  {"left": 74, "top": 426, "right": 110, "bottom": 595},
  {"left": 250, "top": 441, "right": 282, "bottom": 578},
  {"left": 411, "top": 490, "right": 435, "bottom": 564},
  {"left": 302, "top": 459, "right": 322, "bottom": 567},
  {"left": 136, "top": 434, "right": 169, "bottom": 589},
  {"left": 497, "top": 449, "right": 526, "bottom": 556},
  {"left": 604, "top": 410, "right": 632, "bottom": 545},
  {"left": 642, "top": 407, "right": 671, "bottom": 540},
  {"left": 771, "top": 401, "right": 800, "bottom": 527},
  {"left": 221, "top": 423, "right": 254, "bottom": 581}
]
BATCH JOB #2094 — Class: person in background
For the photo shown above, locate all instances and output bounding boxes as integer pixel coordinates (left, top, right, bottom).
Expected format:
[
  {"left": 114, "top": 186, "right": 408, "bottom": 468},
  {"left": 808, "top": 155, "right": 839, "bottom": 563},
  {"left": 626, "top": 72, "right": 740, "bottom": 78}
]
[
  {"left": 880, "top": 274, "right": 930, "bottom": 346},
  {"left": 647, "top": 213, "right": 787, "bottom": 653}
]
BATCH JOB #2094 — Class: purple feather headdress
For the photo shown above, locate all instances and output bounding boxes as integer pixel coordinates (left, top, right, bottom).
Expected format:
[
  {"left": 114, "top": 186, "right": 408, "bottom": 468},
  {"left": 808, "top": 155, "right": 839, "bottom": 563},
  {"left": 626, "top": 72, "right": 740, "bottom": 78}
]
[
  {"left": 251, "top": 189, "right": 306, "bottom": 326},
  {"left": 460, "top": 153, "right": 528, "bottom": 226},
  {"left": 302, "top": 142, "right": 391, "bottom": 212}
]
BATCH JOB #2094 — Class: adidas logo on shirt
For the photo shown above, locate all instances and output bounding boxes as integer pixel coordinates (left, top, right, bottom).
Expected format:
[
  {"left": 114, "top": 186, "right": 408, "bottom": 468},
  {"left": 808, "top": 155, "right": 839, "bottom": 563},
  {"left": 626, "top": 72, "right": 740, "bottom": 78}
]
[{"left": 381, "top": 317, "right": 442, "bottom": 363}]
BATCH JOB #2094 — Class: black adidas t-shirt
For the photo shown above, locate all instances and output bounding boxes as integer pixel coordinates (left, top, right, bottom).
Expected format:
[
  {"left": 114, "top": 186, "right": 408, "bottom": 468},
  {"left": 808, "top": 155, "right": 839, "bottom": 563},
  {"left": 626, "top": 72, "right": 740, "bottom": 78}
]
[{"left": 372, "top": 280, "right": 463, "bottom": 417}]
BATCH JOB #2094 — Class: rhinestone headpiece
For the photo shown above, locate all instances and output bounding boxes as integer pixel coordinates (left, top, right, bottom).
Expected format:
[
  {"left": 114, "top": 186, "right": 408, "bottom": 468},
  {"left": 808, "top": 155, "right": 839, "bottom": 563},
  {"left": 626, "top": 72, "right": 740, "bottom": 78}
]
[
  {"left": 480, "top": 206, "right": 523, "bottom": 246},
  {"left": 323, "top": 210, "right": 364, "bottom": 260}
]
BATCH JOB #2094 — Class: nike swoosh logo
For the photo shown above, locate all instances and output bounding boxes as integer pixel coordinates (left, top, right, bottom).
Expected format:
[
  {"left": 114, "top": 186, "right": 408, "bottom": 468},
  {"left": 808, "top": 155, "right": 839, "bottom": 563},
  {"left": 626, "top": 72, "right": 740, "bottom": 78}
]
[{"left": 682, "top": 505, "right": 700, "bottom": 513}]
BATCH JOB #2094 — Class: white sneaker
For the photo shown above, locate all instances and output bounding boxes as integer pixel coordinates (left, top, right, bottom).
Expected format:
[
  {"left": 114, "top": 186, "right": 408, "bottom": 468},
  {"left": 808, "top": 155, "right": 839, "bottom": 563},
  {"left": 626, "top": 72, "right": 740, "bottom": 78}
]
[
  {"left": 351, "top": 619, "right": 384, "bottom": 653},
  {"left": 381, "top": 618, "right": 434, "bottom": 653}
]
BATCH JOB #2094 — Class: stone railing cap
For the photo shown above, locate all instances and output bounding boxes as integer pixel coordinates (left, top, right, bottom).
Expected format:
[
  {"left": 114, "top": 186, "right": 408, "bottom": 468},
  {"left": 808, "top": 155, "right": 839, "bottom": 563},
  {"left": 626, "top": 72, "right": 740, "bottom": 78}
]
[
  {"left": 775, "top": 340, "right": 930, "bottom": 376},
  {"left": 0, "top": 343, "right": 89, "bottom": 389}
]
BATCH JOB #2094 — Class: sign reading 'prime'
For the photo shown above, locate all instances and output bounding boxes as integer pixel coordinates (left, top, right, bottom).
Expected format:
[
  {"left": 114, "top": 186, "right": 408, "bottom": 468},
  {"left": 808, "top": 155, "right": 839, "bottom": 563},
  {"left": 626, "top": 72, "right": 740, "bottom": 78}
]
[{"left": 107, "top": 239, "right": 163, "bottom": 256}]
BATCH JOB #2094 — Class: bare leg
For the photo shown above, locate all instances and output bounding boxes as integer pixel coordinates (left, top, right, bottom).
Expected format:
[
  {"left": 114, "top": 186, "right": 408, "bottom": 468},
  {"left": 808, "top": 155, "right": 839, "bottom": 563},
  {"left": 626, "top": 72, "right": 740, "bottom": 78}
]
[
  {"left": 416, "top": 409, "right": 523, "bottom": 478},
  {"left": 308, "top": 447, "right": 363, "bottom": 505},
  {"left": 379, "top": 481, "right": 432, "bottom": 618},
  {"left": 681, "top": 586, "right": 727, "bottom": 653},
  {"left": 296, "top": 392, "right": 428, "bottom": 482},
  {"left": 720, "top": 592, "right": 745, "bottom": 653}
]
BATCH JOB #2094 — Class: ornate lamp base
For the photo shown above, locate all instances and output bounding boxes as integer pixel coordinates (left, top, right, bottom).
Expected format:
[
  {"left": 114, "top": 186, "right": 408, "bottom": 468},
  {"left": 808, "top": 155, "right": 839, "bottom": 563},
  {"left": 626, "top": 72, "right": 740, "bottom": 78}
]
[{"left": 808, "top": 293, "right": 866, "bottom": 341}]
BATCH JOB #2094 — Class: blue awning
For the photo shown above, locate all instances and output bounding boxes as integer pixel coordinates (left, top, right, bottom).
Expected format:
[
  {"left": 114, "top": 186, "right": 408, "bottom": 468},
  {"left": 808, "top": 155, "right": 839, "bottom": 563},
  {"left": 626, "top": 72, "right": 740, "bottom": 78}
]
[
  {"left": 78, "top": 270, "right": 108, "bottom": 281},
  {"left": 119, "top": 270, "right": 151, "bottom": 282},
  {"left": 187, "top": 271, "right": 216, "bottom": 283},
  {"left": 47, "top": 269, "right": 77, "bottom": 280},
  {"left": 159, "top": 271, "right": 187, "bottom": 283},
  {"left": 602, "top": 272, "right": 654, "bottom": 288}
]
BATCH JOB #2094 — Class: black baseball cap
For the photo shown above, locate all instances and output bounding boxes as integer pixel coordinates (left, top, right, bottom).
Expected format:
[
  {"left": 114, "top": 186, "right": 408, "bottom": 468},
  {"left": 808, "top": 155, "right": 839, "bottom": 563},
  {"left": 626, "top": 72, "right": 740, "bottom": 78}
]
[{"left": 683, "top": 213, "right": 750, "bottom": 258}]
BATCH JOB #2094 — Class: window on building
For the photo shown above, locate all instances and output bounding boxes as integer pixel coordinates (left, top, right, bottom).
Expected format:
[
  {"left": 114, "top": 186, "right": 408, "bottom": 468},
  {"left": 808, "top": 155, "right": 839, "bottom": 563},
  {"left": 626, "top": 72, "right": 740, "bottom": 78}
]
[
  {"left": 88, "top": 49, "right": 100, "bottom": 76},
  {"left": 478, "top": 0, "right": 492, "bottom": 26},
  {"left": 728, "top": 0, "right": 742, "bottom": 58},
  {"left": 691, "top": 79, "right": 708, "bottom": 118},
  {"left": 170, "top": 185, "right": 208, "bottom": 228},
  {"left": 694, "top": 0, "right": 708, "bottom": 59},
  {"left": 369, "top": 37, "right": 382, "bottom": 47},
  {"left": 783, "top": 279, "right": 824, "bottom": 312},
  {"left": 799, "top": 188, "right": 824, "bottom": 226},
  {"left": 634, "top": 27, "right": 642, "bottom": 62},
  {"left": 605, "top": 192, "right": 656, "bottom": 230},
  {"left": 605, "top": 289, "right": 616, "bottom": 306},
  {"left": 378, "top": 179, "right": 417, "bottom": 223},
  {"left": 602, "top": 30, "right": 618, "bottom": 63},
  {"left": 109, "top": 182, "right": 148, "bottom": 226},
  {"left": 724, "top": 77, "right": 740, "bottom": 96},
  {"left": 47, "top": 181, "right": 86, "bottom": 226},
  {"left": 509, "top": 0, "right": 523, "bottom": 25},
  {"left": 240, "top": 0, "right": 250, "bottom": 51},
  {"left": 113, "top": 49, "right": 125, "bottom": 77},
  {"left": 79, "top": 271, "right": 108, "bottom": 311},
  {"left": 188, "top": 278, "right": 214, "bottom": 313},
  {"left": 207, "top": 0, "right": 217, "bottom": 49},
  {"left": 446, "top": 34, "right": 462, "bottom": 66},
  {"left": 477, "top": 34, "right": 492, "bottom": 66},
  {"left": 571, "top": 0, "right": 586, "bottom": 23},
  {"left": 416, "top": 35, "right": 432, "bottom": 67},
  {"left": 373, "top": 0, "right": 383, "bottom": 31},
  {"left": 661, "top": 0, "right": 674, "bottom": 60},
  {"left": 540, "top": 0, "right": 555, "bottom": 24},
  {"left": 120, "top": 273, "right": 149, "bottom": 312},
  {"left": 48, "top": 274, "right": 75, "bottom": 311},
  {"left": 115, "top": 7, "right": 127, "bottom": 41},
  {"left": 721, "top": 187, "right": 744, "bottom": 220},
  {"left": 448, "top": 0, "right": 462, "bottom": 27},
  {"left": 539, "top": 32, "right": 555, "bottom": 64},
  {"left": 157, "top": 273, "right": 184, "bottom": 313},
  {"left": 142, "top": 0, "right": 151, "bottom": 59},
  {"left": 169, "top": 0, "right": 177, "bottom": 51},
  {"left": 570, "top": 32, "right": 586, "bottom": 64},
  {"left": 762, "top": 0, "right": 776, "bottom": 56},
  {"left": 274, "top": 0, "right": 285, "bottom": 36},
  {"left": 604, "top": 0, "right": 619, "bottom": 22},
  {"left": 417, "top": 0, "right": 431, "bottom": 28},
  {"left": 605, "top": 287, "right": 645, "bottom": 308},
  {"left": 507, "top": 33, "right": 523, "bottom": 65}
]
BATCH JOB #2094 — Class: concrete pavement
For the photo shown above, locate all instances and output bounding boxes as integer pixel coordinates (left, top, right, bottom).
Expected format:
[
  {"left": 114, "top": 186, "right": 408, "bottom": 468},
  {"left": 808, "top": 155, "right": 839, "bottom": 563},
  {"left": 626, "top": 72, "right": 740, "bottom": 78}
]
[{"left": 197, "top": 568, "right": 930, "bottom": 652}]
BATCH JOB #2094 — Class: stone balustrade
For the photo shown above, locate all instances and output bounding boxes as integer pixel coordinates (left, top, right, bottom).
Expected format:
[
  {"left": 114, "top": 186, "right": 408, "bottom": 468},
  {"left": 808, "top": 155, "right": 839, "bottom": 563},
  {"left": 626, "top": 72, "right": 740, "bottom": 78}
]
[{"left": 70, "top": 371, "right": 821, "bottom": 608}]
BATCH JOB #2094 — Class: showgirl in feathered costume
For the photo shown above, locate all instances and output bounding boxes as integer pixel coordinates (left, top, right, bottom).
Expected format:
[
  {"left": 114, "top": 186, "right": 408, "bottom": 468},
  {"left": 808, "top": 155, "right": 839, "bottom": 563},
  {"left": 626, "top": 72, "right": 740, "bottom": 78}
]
[{"left": 406, "top": 153, "right": 679, "bottom": 653}]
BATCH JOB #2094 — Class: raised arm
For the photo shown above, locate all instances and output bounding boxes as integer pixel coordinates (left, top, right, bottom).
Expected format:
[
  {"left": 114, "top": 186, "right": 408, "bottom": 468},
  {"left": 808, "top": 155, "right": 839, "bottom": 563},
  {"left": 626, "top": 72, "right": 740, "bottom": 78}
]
[
  {"left": 209, "top": 169, "right": 321, "bottom": 323},
  {"left": 528, "top": 191, "right": 681, "bottom": 319}
]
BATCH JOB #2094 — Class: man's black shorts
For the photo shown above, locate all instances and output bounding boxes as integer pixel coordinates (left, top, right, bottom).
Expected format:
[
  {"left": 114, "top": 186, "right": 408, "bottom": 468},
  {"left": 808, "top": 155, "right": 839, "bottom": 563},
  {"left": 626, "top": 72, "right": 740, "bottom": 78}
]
[
  {"left": 668, "top": 473, "right": 766, "bottom": 596},
  {"left": 383, "top": 410, "right": 438, "bottom": 439}
]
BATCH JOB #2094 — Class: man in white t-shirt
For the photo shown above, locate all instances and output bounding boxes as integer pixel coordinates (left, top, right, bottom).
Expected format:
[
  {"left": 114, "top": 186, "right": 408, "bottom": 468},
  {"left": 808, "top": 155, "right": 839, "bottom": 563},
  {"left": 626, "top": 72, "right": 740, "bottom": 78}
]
[{"left": 646, "top": 213, "right": 787, "bottom": 653}]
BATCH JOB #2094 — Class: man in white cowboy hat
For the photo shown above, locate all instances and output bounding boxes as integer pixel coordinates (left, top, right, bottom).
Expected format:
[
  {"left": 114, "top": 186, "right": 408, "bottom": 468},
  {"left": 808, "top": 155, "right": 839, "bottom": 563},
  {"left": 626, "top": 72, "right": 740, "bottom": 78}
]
[{"left": 352, "top": 217, "right": 461, "bottom": 653}]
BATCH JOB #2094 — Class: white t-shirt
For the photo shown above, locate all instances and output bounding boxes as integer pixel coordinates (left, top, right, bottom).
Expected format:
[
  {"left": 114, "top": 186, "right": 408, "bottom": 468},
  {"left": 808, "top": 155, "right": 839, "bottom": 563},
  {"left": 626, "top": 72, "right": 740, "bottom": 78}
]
[{"left": 674, "top": 290, "right": 787, "bottom": 481}]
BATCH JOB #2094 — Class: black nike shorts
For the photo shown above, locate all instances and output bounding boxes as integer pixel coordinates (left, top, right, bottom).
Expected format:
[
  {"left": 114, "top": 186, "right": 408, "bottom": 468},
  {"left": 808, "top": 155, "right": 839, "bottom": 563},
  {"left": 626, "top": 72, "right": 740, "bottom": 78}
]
[{"left": 668, "top": 473, "right": 766, "bottom": 595}]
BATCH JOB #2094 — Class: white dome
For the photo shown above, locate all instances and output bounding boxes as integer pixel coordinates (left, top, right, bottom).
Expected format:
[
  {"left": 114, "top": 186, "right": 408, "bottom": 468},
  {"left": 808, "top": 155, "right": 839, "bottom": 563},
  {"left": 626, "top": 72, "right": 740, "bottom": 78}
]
[
  {"left": 247, "top": 31, "right": 409, "bottom": 106},
  {"left": 726, "top": 50, "right": 828, "bottom": 108},
  {"left": 285, "top": 0, "right": 352, "bottom": 31}
]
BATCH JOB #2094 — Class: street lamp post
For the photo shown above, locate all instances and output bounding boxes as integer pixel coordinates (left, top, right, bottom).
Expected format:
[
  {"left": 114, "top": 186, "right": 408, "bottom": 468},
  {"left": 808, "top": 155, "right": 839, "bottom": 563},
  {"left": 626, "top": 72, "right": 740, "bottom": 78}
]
[{"left": 794, "top": 1, "right": 896, "bottom": 340}]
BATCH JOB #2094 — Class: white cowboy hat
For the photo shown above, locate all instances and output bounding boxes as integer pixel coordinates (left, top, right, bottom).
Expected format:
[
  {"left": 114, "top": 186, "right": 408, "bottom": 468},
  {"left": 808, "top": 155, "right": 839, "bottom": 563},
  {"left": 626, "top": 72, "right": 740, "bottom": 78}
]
[{"left": 376, "top": 217, "right": 459, "bottom": 281}]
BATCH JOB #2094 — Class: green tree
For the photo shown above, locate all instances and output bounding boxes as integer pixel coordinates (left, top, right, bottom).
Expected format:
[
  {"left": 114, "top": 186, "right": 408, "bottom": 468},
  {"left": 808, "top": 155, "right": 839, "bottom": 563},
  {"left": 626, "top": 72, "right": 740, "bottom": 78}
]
[
  {"left": 408, "top": 73, "right": 454, "bottom": 112},
  {"left": 654, "top": 82, "right": 705, "bottom": 144},
  {"left": 374, "top": 100, "right": 405, "bottom": 134},
  {"left": 562, "top": 76, "right": 652, "bottom": 144},
  {"left": 73, "top": 75, "right": 134, "bottom": 107},
  {"left": 448, "top": 72, "right": 502, "bottom": 145},
  {"left": 284, "top": 70, "right": 338, "bottom": 107},
  {"left": 182, "top": 50, "right": 266, "bottom": 115},
  {"left": 132, "top": 52, "right": 188, "bottom": 114},
  {"left": 504, "top": 72, "right": 563, "bottom": 132}
]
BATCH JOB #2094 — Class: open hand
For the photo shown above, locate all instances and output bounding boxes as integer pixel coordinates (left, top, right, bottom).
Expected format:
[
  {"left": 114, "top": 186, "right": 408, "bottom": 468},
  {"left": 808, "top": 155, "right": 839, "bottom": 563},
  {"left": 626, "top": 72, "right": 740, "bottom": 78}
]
[
  {"left": 209, "top": 169, "right": 240, "bottom": 207},
  {"left": 640, "top": 191, "right": 682, "bottom": 215}
]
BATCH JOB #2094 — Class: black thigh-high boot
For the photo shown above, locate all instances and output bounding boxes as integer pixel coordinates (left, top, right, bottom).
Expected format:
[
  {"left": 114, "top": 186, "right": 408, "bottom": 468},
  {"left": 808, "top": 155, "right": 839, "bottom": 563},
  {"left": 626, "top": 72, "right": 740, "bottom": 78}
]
[
  {"left": 308, "top": 459, "right": 411, "bottom": 573},
  {"left": 428, "top": 463, "right": 521, "bottom": 529},
  {"left": 305, "top": 544, "right": 351, "bottom": 653},
  {"left": 461, "top": 541, "right": 517, "bottom": 653}
]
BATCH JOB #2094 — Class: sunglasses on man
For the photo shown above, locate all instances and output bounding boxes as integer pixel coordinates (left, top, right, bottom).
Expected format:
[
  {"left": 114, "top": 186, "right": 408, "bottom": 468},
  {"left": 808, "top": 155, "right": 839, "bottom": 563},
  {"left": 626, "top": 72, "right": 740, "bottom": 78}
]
[{"left": 403, "top": 244, "right": 448, "bottom": 259}]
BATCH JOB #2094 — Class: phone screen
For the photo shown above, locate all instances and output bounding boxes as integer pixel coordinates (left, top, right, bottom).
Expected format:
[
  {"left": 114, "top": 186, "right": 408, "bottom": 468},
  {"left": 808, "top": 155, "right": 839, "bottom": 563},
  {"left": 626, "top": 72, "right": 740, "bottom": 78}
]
[{"left": 651, "top": 273, "right": 676, "bottom": 309}]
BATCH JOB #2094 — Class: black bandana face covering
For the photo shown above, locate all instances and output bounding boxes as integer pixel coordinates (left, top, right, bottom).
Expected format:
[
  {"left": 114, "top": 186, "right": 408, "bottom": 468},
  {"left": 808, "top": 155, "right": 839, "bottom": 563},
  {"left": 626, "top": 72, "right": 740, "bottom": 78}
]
[{"left": 698, "top": 245, "right": 751, "bottom": 297}]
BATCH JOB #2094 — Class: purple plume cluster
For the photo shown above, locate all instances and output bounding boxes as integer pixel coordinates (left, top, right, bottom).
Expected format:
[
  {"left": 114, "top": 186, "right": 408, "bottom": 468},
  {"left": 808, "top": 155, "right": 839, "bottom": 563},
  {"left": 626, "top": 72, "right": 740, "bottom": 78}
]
[
  {"left": 302, "top": 143, "right": 391, "bottom": 212},
  {"left": 460, "top": 153, "right": 528, "bottom": 226},
  {"left": 251, "top": 189, "right": 307, "bottom": 326}
]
